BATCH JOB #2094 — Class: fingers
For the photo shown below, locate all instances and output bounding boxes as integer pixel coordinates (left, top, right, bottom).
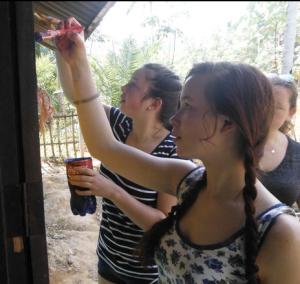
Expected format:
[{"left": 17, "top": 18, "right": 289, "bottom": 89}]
[
  {"left": 68, "top": 167, "right": 96, "bottom": 186},
  {"left": 65, "top": 16, "right": 82, "bottom": 29},
  {"left": 54, "top": 17, "right": 84, "bottom": 43},
  {"left": 57, "top": 17, "right": 77, "bottom": 30},
  {"left": 68, "top": 175, "right": 95, "bottom": 185},
  {"left": 71, "top": 166, "right": 95, "bottom": 175},
  {"left": 69, "top": 175, "right": 94, "bottom": 183},
  {"left": 52, "top": 17, "right": 86, "bottom": 61},
  {"left": 70, "top": 178, "right": 94, "bottom": 193},
  {"left": 69, "top": 170, "right": 112, "bottom": 198},
  {"left": 65, "top": 31, "right": 84, "bottom": 45},
  {"left": 75, "top": 189, "right": 93, "bottom": 196}
]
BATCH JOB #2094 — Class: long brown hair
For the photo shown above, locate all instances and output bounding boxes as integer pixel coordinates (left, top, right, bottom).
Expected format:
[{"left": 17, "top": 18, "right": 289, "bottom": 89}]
[{"left": 136, "top": 62, "right": 274, "bottom": 284}]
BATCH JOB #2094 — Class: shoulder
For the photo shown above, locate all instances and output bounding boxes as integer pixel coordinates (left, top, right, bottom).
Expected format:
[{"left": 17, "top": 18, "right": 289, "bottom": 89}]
[
  {"left": 257, "top": 204, "right": 297, "bottom": 231},
  {"left": 268, "top": 212, "right": 300, "bottom": 240},
  {"left": 177, "top": 166, "right": 205, "bottom": 203},
  {"left": 109, "top": 106, "right": 120, "bottom": 119},
  {"left": 285, "top": 135, "right": 300, "bottom": 166},
  {"left": 264, "top": 213, "right": 300, "bottom": 258},
  {"left": 257, "top": 212, "right": 300, "bottom": 283},
  {"left": 287, "top": 135, "right": 300, "bottom": 150},
  {"left": 109, "top": 106, "right": 131, "bottom": 125},
  {"left": 102, "top": 104, "right": 111, "bottom": 117}
]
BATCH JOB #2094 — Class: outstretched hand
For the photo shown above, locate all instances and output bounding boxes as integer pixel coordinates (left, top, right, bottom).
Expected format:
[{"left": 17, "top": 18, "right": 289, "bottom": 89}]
[
  {"left": 68, "top": 166, "right": 116, "bottom": 199},
  {"left": 53, "top": 16, "right": 87, "bottom": 66}
]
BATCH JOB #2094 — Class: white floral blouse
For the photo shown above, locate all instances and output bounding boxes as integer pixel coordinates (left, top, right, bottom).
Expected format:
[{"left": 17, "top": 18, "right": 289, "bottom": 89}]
[{"left": 154, "top": 167, "right": 297, "bottom": 284}]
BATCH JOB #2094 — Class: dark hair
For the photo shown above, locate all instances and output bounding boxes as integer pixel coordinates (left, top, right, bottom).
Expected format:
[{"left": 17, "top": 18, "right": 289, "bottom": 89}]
[
  {"left": 142, "top": 63, "right": 182, "bottom": 131},
  {"left": 269, "top": 76, "right": 298, "bottom": 135},
  {"left": 136, "top": 62, "right": 274, "bottom": 284}
]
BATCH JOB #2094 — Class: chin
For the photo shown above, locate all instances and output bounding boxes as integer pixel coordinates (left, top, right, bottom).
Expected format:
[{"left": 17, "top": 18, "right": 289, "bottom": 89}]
[
  {"left": 176, "top": 145, "right": 197, "bottom": 160},
  {"left": 119, "top": 105, "right": 127, "bottom": 114}
]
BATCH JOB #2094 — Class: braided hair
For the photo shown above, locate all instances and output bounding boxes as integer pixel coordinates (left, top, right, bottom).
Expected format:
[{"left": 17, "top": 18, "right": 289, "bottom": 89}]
[{"left": 136, "top": 62, "right": 274, "bottom": 283}]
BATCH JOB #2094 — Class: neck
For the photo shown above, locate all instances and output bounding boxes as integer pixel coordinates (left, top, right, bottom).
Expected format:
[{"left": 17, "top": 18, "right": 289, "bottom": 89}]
[
  {"left": 204, "top": 159, "right": 246, "bottom": 200},
  {"left": 131, "top": 119, "right": 168, "bottom": 142},
  {"left": 264, "top": 130, "right": 279, "bottom": 154}
]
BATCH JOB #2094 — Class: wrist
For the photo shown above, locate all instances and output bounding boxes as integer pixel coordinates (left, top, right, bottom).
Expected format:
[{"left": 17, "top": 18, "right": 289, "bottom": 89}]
[{"left": 108, "top": 182, "right": 122, "bottom": 203}]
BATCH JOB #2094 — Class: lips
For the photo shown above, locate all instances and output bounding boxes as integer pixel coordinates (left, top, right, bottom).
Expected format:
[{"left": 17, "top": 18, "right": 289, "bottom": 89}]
[
  {"left": 120, "top": 95, "right": 125, "bottom": 103},
  {"left": 171, "top": 131, "right": 181, "bottom": 142}
]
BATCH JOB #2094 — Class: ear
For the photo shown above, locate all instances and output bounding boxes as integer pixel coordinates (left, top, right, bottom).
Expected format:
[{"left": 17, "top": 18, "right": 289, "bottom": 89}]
[
  {"left": 148, "top": 98, "right": 162, "bottom": 111},
  {"left": 221, "top": 119, "right": 236, "bottom": 133},
  {"left": 286, "top": 107, "right": 296, "bottom": 121}
]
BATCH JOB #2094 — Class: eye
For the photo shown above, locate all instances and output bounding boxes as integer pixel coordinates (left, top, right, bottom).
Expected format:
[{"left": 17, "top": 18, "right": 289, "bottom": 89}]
[
  {"left": 184, "top": 102, "right": 191, "bottom": 109},
  {"left": 129, "top": 82, "right": 136, "bottom": 88},
  {"left": 179, "top": 101, "right": 191, "bottom": 110}
]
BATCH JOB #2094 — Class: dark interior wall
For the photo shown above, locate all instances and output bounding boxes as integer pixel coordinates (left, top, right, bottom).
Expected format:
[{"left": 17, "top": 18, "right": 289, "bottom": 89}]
[{"left": 0, "top": 1, "right": 49, "bottom": 283}]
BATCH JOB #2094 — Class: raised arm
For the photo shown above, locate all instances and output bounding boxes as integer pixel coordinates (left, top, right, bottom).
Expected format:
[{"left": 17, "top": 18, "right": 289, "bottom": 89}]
[
  {"left": 55, "top": 35, "right": 111, "bottom": 117},
  {"left": 55, "top": 48, "right": 75, "bottom": 105},
  {"left": 54, "top": 17, "right": 195, "bottom": 196}
]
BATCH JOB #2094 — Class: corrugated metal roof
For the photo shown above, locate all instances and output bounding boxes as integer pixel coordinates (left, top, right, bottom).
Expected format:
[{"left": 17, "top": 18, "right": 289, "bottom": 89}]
[{"left": 33, "top": 1, "right": 116, "bottom": 50}]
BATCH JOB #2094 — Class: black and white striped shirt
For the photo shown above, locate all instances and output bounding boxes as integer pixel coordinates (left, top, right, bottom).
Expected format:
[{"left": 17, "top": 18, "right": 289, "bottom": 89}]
[{"left": 97, "top": 107, "right": 180, "bottom": 283}]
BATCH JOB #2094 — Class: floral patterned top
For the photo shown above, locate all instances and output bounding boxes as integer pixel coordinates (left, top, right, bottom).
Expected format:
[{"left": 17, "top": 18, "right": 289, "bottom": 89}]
[{"left": 155, "top": 167, "right": 297, "bottom": 284}]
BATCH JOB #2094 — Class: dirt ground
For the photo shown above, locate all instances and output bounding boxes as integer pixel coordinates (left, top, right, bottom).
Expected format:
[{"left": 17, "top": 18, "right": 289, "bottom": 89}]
[{"left": 42, "top": 158, "right": 102, "bottom": 284}]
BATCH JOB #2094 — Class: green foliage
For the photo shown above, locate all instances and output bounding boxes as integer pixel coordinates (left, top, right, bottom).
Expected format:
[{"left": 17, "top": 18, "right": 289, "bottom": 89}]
[
  {"left": 142, "top": 15, "right": 160, "bottom": 29},
  {"left": 230, "top": 1, "right": 287, "bottom": 72},
  {"left": 36, "top": 51, "right": 75, "bottom": 115},
  {"left": 36, "top": 54, "right": 58, "bottom": 106},
  {"left": 91, "top": 36, "right": 157, "bottom": 107},
  {"left": 36, "top": 1, "right": 300, "bottom": 114},
  {"left": 89, "top": 28, "right": 107, "bottom": 43},
  {"left": 35, "top": 2, "right": 300, "bottom": 159},
  {"left": 168, "top": 1, "right": 300, "bottom": 79}
]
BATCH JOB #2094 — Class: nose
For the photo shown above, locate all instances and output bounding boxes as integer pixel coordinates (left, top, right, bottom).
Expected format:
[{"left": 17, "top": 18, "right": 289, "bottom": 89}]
[{"left": 121, "top": 84, "right": 128, "bottom": 93}]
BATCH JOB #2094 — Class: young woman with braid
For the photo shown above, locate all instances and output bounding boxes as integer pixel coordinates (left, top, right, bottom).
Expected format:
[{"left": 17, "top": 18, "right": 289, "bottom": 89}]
[{"left": 55, "top": 16, "right": 300, "bottom": 284}]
